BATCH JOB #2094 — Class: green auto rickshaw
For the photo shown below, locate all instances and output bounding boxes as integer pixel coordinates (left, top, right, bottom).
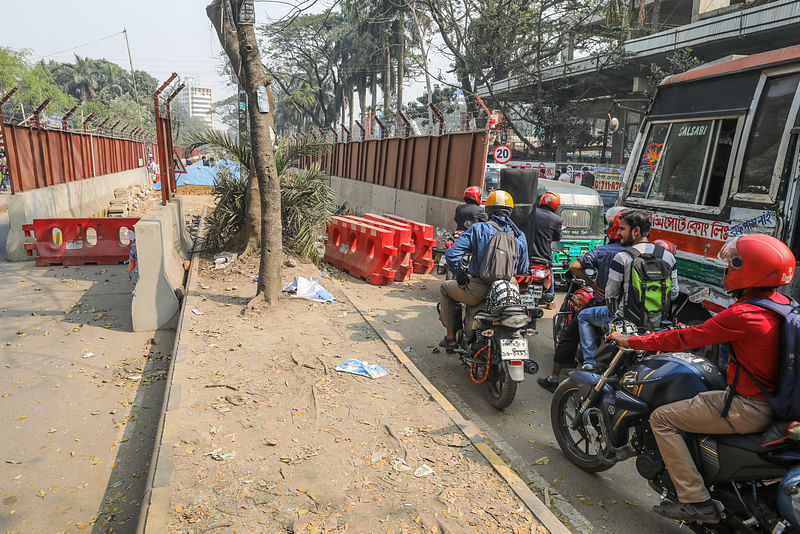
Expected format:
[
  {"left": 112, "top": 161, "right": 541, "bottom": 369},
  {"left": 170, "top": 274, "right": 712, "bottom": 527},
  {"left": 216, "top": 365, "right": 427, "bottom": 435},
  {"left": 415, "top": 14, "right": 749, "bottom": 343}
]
[{"left": 536, "top": 181, "right": 605, "bottom": 282}]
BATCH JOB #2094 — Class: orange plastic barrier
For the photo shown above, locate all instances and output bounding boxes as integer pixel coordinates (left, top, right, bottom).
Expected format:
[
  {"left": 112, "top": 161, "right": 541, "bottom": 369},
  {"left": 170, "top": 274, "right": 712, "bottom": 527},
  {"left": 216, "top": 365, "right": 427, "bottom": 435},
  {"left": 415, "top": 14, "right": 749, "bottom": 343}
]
[
  {"left": 22, "top": 218, "right": 139, "bottom": 266},
  {"left": 324, "top": 217, "right": 397, "bottom": 285},
  {"left": 352, "top": 214, "right": 415, "bottom": 281},
  {"left": 384, "top": 215, "right": 436, "bottom": 274}
]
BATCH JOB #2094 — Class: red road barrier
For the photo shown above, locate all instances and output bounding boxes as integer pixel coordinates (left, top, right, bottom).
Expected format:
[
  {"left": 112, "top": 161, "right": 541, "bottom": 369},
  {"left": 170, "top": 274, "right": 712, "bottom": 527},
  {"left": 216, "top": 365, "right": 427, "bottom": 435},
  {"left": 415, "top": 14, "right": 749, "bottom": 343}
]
[
  {"left": 324, "top": 216, "right": 397, "bottom": 285},
  {"left": 384, "top": 215, "right": 436, "bottom": 274},
  {"left": 22, "top": 218, "right": 139, "bottom": 266},
  {"left": 349, "top": 214, "right": 415, "bottom": 281}
]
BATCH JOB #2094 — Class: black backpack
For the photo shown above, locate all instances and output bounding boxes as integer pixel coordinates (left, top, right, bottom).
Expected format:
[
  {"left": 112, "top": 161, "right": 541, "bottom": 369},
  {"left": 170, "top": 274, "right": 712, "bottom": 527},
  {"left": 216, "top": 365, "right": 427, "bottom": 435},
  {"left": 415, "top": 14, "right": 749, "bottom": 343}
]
[
  {"left": 722, "top": 297, "right": 800, "bottom": 421},
  {"left": 623, "top": 246, "right": 673, "bottom": 330},
  {"left": 478, "top": 222, "right": 518, "bottom": 282}
]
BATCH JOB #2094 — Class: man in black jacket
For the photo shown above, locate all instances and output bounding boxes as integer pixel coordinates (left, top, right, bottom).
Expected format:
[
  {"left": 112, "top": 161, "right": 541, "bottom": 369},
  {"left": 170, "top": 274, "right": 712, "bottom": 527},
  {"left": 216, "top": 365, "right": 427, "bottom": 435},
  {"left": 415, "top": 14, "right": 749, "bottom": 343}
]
[
  {"left": 455, "top": 186, "right": 488, "bottom": 231},
  {"left": 581, "top": 167, "right": 595, "bottom": 189},
  {"left": 529, "top": 192, "right": 563, "bottom": 309}
]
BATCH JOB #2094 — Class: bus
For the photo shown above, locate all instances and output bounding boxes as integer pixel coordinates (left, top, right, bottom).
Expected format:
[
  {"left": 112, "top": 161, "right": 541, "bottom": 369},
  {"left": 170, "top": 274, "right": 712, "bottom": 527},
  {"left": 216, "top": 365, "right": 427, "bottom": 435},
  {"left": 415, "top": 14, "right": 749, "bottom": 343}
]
[{"left": 616, "top": 44, "right": 800, "bottom": 319}]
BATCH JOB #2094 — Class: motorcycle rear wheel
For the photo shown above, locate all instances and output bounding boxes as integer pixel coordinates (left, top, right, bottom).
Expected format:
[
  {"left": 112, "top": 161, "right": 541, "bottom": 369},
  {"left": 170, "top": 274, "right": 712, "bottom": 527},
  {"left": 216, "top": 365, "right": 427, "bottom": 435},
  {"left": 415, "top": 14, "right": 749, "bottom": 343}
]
[
  {"left": 552, "top": 312, "right": 568, "bottom": 350},
  {"left": 551, "top": 378, "right": 613, "bottom": 472},
  {"left": 486, "top": 361, "right": 517, "bottom": 410}
]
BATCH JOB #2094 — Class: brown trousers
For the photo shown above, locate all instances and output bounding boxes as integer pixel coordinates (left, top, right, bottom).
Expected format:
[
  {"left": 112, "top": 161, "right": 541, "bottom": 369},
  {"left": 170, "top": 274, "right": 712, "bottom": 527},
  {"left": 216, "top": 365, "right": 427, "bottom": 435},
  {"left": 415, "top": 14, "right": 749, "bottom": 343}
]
[
  {"left": 438, "top": 278, "right": 491, "bottom": 330},
  {"left": 649, "top": 390, "right": 773, "bottom": 503}
]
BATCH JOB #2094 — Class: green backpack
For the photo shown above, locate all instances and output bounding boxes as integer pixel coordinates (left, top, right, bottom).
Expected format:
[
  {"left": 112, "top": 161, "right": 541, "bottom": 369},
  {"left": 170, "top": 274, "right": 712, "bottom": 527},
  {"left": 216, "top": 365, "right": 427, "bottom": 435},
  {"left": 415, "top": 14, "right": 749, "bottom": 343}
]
[{"left": 623, "top": 246, "right": 673, "bottom": 330}]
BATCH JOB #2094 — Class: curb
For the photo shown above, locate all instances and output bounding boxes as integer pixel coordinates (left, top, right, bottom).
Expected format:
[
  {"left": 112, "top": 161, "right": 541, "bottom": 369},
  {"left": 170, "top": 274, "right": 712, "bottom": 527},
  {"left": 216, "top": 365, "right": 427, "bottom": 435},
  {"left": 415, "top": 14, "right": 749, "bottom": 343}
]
[
  {"left": 135, "top": 207, "right": 205, "bottom": 534},
  {"left": 345, "top": 295, "right": 572, "bottom": 534}
]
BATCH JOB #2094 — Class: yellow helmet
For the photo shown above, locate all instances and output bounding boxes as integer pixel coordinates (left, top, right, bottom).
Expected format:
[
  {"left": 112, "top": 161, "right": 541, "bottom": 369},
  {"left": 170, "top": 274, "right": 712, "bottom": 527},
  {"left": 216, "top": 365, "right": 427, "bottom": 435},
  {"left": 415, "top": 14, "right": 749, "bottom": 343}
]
[{"left": 486, "top": 190, "right": 514, "bottom": 210}]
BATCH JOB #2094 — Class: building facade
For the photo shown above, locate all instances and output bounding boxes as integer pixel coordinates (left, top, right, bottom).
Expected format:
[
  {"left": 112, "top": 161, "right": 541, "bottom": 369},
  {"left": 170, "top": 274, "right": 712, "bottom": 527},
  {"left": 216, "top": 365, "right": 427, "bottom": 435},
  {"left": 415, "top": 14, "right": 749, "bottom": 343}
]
[{"left": 177, "top": 78, "right": 214, "bottom": 127}]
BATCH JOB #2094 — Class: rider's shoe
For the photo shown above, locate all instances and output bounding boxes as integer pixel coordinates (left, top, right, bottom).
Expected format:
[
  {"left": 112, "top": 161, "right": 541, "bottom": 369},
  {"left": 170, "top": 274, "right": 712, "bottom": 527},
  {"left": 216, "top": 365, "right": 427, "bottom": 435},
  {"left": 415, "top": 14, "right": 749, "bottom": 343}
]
[
  {"left": 537, "top": 376, "right": 559, "bottom": 393},
  {"left": 653, "top": 500, "right": 720, "bottom": 524},
  {"left": 438, "top": 337, "right": 458, "bottom": 353},
  {"left": 581, "top": 363, "right": 599, "bottom": 372}
]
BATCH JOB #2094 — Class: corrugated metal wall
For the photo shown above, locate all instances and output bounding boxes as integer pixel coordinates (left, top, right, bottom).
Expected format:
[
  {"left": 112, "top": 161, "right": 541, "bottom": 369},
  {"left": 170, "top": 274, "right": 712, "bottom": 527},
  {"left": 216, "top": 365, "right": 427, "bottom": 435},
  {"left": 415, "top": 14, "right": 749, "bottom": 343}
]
[
  {"left": 2, "top": 124, "right": 147, "bottom": 193},
  {"left": 317, "top": 131, "right": 488, "bottom": 200}
]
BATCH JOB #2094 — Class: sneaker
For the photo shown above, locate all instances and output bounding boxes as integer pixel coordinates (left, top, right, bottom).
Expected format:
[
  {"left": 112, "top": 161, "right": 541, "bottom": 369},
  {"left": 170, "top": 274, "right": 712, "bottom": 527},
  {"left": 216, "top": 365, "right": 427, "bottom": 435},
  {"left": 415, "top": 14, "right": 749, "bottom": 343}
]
[
  {"left": 581, "top": 363, "right": 599, "bottom": 372},
  {"left": 653, "top": 500, "right": 720, "bottom": 524},
  {"left": 537, "top": 376, "right": 559, "bottom": 393},
  {"left": 542, "top": 301, "right": 556, "bottom": 310}
]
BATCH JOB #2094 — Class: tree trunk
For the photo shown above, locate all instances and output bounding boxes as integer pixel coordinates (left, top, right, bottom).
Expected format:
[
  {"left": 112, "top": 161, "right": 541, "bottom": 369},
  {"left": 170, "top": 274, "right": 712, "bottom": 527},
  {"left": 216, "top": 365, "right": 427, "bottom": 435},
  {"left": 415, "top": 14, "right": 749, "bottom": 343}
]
[
  {"left": 370, "top": 72, "right": 377, "bottom": 136},
  {"left": 357, "top": 75, "right": 367, "bottom": 129},
  {"left": 348, "top": 84, "right": 354, "bottom": 134},
  {"left": 233, "top": 3, "right": 283, "bottom": 306},
  {"left": 396, "top": 19, "right": 404, "bottom": 111},
  {"left": 383, "top": 34, "right": 391, "bottom": 115}
]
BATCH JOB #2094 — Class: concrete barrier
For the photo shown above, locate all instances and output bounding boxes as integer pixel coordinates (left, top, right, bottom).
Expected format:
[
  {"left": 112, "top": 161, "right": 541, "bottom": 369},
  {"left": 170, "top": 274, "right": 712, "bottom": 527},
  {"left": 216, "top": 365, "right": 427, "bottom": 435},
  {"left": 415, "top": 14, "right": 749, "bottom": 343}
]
[
  {"left": 131, "top": 202, "right": 190, "bottom": 332},
  {"left": 6, "top": 168, "right": 151, "bottom": 261},
  {"left": 331, "top": 176, "right": 460, "bottom": 232}
]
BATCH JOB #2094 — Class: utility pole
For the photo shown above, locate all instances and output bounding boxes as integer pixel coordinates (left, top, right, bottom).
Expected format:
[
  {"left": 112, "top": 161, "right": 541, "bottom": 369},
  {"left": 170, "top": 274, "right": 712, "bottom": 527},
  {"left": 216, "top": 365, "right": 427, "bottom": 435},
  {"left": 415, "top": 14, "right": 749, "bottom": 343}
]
[{"left": 123, "top": 28, "right": 144, "bottom": 131}]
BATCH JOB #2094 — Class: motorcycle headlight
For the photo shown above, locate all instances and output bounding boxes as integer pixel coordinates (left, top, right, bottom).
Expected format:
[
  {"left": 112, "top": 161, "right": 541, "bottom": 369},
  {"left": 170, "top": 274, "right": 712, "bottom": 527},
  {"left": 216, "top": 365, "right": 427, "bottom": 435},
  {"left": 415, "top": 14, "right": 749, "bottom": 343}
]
[{"left": 500, "top": 315, "right": 529, "bottom": 328}]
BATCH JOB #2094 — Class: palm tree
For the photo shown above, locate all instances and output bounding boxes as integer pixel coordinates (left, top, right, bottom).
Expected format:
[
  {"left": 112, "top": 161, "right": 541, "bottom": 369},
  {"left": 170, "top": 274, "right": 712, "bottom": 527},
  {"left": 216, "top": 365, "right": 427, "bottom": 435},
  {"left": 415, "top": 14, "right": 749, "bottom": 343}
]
[
  {"left": 66, "top": 55, "right": 100, "bottom": 103},
  {"left": 182, "top": 130, "right": 335, "bottom": 259}
]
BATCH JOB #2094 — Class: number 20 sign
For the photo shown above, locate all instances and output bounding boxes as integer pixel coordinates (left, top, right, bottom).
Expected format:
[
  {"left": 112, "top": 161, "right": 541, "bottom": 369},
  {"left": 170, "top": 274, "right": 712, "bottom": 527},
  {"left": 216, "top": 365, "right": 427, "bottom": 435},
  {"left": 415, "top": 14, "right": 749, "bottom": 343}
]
[{"left": 493, "top": 144, "right": 512, "bottom": 164}]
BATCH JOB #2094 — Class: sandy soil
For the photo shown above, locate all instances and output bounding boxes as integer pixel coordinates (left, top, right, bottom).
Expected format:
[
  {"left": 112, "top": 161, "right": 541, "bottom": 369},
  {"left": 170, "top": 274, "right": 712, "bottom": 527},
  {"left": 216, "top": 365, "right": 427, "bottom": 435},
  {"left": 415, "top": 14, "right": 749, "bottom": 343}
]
[{"left": 165, "top": 253, "right": 545, "bottom": 533}]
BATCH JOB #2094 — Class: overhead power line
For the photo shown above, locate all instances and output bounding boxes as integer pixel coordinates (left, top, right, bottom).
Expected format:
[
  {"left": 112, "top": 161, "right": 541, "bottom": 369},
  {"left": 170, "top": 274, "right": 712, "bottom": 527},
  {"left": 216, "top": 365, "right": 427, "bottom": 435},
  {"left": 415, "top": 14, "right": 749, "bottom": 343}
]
[{"left": 35, "top": 31, "right": 125, "bottom": 59}]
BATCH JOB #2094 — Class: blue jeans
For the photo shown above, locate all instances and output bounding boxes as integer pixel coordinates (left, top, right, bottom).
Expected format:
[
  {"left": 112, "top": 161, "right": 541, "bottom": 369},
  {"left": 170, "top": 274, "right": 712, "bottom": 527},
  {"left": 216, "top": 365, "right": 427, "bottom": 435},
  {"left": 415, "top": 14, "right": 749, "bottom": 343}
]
[{"left": 578, "top": 305, "right": 615, "bottom": 366}]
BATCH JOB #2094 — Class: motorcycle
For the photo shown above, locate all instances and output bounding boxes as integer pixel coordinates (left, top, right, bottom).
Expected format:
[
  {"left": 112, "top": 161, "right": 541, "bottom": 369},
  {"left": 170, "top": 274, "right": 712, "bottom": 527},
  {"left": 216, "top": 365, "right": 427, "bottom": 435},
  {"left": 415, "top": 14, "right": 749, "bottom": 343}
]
[
  {"left": 552, "top": 270, "right": 596, "bottom": 351},
  {"left": 517, "top": 256, "right": 552, "bottom": 317},
  {"left": 435, "top": 229, "right": 469, "bottom": 280},
  {"left": 550, "top": 305, "right": 800, "bottom": 532},
  {"left": 444, "top": 279, "right": 541, "bottom": 410}
]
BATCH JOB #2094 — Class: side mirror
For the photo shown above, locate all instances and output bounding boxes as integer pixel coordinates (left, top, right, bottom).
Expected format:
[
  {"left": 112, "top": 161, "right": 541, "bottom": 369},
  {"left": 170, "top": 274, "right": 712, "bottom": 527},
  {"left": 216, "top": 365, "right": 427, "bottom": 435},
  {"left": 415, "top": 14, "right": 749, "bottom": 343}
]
[
  {"left": 551, "top": 241, "right": 564, "bottom": 251},
  {"left": 688, "top": 287, "right": 711, "bottom": 303},
  {"left": 609, "top": 117, "right": 620, "bottom": 133}
]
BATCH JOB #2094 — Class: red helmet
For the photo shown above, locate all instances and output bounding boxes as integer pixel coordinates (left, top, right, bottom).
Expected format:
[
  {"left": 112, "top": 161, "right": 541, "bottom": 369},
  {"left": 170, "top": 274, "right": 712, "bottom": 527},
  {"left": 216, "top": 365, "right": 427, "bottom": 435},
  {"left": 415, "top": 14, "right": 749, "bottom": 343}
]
[
  {"left": 464, "top": 186, "right": 482, "bottom": 205},
  {"left": 718, "top": 234, "right": 795, "bottom": 292},
  {"left": 652, "top": 239, "right": 677, "bottom": 255},
  {"left": 539, "top": 191, "right": 560, "bottom": 212},
  {"left": 605, "top": 207, "right": 627, "bottom": 241}
]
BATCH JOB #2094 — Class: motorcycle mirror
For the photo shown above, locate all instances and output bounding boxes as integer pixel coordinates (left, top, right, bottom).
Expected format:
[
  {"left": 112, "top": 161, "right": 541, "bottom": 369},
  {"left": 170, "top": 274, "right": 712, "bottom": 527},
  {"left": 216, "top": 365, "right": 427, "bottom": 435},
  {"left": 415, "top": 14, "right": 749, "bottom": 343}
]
[{"left": 688, "top": 286, "right": 711, "bottom": 304}]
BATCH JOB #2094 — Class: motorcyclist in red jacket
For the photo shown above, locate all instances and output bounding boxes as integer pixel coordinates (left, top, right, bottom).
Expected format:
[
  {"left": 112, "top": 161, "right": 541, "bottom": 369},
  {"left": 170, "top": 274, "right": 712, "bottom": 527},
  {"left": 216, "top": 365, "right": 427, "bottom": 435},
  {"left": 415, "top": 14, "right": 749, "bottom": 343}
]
[{"left": 607, "top": 233, "right": 795, "bottom": 524}]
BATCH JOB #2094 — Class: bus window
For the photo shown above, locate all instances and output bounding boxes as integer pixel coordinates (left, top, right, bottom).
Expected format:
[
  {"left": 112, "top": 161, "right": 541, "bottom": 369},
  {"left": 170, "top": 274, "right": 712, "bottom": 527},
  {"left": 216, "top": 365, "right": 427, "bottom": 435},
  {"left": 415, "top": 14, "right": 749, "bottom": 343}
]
[
  {"left": 630, "top": 123, "right": 669, "bottom": 197},
  {"left": 739, "top": 72, "right": 800, "bottom": 196},
  {"left": 701, "top": 118, "right": 737, "bottom": 206},
  {"left": 647, "top": 120, "right": 713, "bottom": 204}
]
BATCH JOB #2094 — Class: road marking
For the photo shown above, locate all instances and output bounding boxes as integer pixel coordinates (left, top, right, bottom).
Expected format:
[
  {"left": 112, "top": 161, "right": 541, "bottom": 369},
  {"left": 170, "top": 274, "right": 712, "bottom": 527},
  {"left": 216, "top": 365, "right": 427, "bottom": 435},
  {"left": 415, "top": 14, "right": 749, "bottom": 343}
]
[{"left": 347, "top": 296, "right": 580, "bottom": 534}]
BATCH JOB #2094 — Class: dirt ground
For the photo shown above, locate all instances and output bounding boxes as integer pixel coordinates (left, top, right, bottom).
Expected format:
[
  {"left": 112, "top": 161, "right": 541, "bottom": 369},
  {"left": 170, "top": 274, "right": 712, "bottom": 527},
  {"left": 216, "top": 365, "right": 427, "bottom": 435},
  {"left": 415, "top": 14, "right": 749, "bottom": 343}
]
[{"left": 165, "top": 251, "right": 546, "bottom": 533}]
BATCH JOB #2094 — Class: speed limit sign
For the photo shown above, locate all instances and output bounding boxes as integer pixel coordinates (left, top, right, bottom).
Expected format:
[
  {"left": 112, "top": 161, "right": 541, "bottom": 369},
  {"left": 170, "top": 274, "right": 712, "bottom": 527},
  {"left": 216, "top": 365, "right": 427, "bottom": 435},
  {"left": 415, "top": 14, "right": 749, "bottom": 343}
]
[{"left": 493, "top": 144, "right": 512, "bottom": 164}]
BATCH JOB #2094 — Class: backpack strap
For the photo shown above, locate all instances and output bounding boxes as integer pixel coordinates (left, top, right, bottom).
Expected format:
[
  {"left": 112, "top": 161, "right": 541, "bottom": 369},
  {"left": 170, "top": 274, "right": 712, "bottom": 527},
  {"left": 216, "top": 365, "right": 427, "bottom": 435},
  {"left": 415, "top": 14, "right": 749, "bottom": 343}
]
[
  {"left": 720, "top": 296, "right": 793, "bottom": 417},
  {"left": 651, "top": 245, "right": 666, "bottom": 259},
  {"left": 622, "top": 247, "right": 641, "bottom": 260}
]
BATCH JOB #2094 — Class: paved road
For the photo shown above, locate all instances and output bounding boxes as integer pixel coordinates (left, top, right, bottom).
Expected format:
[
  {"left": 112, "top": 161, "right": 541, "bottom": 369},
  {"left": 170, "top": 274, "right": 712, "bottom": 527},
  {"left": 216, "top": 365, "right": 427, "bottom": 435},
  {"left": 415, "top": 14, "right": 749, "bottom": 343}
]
[
  {"left": 344, "top": 274, "right": 685, "bottom": 534},
  {"left": 0, "top": 211, "right": 172, "bottom": 533}
]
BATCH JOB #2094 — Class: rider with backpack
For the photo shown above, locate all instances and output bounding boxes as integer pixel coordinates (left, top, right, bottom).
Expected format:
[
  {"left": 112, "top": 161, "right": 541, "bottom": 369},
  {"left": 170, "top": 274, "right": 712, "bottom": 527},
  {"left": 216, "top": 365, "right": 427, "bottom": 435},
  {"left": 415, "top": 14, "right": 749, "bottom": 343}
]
[
  {"left": 438, "top": 190, "right": 529, "bottom": 352},
  {"left": 607, "top": 233, "right": 795, "bottom": 524},
  {"left": 605, "top": 209, "right": 679, "bottom": 329}
]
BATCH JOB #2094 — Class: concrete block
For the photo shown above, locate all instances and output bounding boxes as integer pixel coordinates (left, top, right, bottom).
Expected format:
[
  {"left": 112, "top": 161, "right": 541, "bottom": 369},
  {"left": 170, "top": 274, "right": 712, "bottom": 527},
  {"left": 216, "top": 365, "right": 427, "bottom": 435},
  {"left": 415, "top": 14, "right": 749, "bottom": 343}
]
[
  {"left": 426, "top": 197, "right": 460, "bottom": 232},
  {"left": 6, "top": 167, "right": 151, "bottom": 261},
  {"left": 131, "top": 217, "right": 180, "bottom": 331},
  {"left": 169, "top": 197, "right": 194, "bottom": 255},
  {"left": 339, "top": 179, "right": 372, "bottom": 212},
  {"left": 131, "top": 201, "right": 189, "bottom": 331}
]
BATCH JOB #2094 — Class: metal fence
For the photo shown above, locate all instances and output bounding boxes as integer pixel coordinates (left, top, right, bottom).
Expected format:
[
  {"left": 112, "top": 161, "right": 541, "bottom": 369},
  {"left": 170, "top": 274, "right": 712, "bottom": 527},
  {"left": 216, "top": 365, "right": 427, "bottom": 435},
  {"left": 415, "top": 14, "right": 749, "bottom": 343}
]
[
  {"left": 315, "top": 130, "right": 489, "bottom": 200},
  {"left": 0, "top": 123, "right": 148, "bottom": 193}
]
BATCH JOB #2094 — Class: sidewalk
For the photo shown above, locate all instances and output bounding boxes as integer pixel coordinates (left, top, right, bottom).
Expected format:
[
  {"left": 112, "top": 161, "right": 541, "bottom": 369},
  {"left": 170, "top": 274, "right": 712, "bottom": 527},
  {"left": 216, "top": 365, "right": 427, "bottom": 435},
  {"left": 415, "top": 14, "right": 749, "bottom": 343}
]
[{"left": 144, "top": 251, "right": 561, "bottom": 533}]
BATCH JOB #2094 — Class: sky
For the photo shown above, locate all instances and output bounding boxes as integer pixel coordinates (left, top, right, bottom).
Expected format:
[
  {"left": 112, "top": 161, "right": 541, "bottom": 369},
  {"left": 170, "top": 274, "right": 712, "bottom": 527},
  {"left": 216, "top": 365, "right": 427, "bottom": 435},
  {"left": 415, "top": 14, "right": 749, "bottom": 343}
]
[{"left": 0, "top": 0, "right": 440, "bottom": 117}]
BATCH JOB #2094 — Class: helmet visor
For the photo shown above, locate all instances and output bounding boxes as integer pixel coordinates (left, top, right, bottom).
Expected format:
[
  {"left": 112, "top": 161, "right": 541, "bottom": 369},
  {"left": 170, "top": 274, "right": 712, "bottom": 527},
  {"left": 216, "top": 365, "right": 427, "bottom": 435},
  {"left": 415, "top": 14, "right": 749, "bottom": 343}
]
[{"left": 718, "top": 236, "right": 743, "bottom": 269}]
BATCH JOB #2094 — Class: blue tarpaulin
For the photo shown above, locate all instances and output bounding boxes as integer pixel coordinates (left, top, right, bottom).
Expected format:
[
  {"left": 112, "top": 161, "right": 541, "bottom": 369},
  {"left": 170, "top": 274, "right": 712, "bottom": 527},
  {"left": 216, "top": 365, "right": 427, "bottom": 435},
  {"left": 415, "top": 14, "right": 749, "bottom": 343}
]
[{"left": 153, "top": 159, "right": 240, "bottom": 190}]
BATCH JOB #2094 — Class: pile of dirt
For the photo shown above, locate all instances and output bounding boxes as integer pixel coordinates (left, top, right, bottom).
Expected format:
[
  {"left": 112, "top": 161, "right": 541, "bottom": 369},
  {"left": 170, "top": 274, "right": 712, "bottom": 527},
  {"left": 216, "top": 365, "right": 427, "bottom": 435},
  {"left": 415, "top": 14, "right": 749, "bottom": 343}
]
[
  {"left": 177, "top": 185, "right": 215, "bottom": 195},
  {"left": 165, "top": 256, "right": 545, "bottom": 533}
]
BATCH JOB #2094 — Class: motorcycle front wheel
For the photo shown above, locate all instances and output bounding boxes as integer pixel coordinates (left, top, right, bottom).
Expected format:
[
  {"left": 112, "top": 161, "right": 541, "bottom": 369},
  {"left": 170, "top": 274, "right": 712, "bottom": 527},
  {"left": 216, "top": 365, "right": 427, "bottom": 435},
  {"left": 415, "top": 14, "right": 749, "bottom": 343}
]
[
  {"left": 486, "top": 359, "right": 517, "bottom": 410},
  {"left": 551, "top": 378, "right": 613, "bottom": 472}
]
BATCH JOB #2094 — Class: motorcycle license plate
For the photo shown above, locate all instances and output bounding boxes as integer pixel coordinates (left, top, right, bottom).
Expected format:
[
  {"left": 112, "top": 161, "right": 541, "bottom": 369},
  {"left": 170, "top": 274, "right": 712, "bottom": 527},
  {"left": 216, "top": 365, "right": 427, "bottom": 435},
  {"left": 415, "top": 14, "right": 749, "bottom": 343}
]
[
  {"left": 520, "top": 292, "right": 536, "bottom": 306},
  {"left": 531, "top": 287, "right": 543, "bottom": 299},
  {"left": 500, "top": 338, "right": 529, "bottom": 360}
]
